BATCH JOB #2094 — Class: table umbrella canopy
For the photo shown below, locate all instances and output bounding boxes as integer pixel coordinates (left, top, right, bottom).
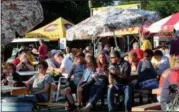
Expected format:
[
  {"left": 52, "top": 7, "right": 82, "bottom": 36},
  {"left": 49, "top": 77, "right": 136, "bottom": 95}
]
[
  {"left": 67, "top": 8, "right": 159, "bottom": 41},
  {"left": 148, "top": 12, "right": 179, "bottom": 33},
  {"left": 1, "top": 0, "right": 44, "bottom": 46},
  {"left": 25, "top": 17, "right": 74, "bottom": 41}
]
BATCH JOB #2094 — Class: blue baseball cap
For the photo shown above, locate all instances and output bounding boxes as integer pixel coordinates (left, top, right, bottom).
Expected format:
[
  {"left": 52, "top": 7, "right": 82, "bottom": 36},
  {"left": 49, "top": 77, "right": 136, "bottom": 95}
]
[{"left": 51, "top": 49, "right": 57, "bottom": 55}]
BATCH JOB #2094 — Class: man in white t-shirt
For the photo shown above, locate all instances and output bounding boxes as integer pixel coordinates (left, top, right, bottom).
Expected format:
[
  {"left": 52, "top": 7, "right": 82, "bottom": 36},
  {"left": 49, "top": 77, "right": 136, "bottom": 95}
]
[
  {"left": 48, "top": 51, "right": 73, "bottom": 78},
  {"left": 152, "top": 50, "right": 170, "bottom": 75}
]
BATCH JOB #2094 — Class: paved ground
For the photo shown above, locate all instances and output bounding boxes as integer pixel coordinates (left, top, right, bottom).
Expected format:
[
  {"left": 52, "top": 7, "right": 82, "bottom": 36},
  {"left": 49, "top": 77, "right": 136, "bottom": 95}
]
[{"left": 41, "top": 96, "right": 153, "bottom": 112}]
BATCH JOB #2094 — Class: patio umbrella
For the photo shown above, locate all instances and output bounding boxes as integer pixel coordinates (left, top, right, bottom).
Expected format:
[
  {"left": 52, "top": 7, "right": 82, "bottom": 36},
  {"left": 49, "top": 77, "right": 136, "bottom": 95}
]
[
  {"left": 67, "top": 8, "right": 159, "bottom": 41},
  {"left": 1, "top": 0, "right": 44, "bottom": 46},
  {"left": 148, "top": 12, "right": 179, "bottom": 33}
]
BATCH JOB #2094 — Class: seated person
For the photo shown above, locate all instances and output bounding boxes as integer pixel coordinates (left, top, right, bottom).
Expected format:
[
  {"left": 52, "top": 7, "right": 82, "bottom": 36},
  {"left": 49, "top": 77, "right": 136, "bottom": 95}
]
[
  {"left": 152, "top": 50, "right": 170, "bottom": 75},
  {"left": 157, "top": 69, "right": 171, "bottom": 102},
  {"left": 1, "top": 63, "right": 23, "bottom": 87},
  {"left": 128, "top": 52, "right": 140, "bottom": 72},
  {"left": 107, "top": 50, "right": 132, "bottom": 112},
  {"left": 130, "top": 42, "right": 144, "bottom": 60},
  {"left": 63, "top": 52, "right": 85, "bottom": 111},
  {"left": 80, "top": 52, "right": 108, "bottom": 112},
  {"left": 23, "top": 61, "right": 54, "bottom": 102},
  {"left": 137, "top": 49, "right": 158, "bottom": 89},
  {"left": 48, "top": 51, "right": 73, "bottom": 78},
  {"left": 13, "top": 50, "right": 34, "bottom": 71},
  {"left": 160, "top": 56, "right": 179, "bottom": 110},
  {"left": 77, "top": 55, "right": 97, "bottom": 109},
  {"left": 26, "top": 48, "right": 36, "bottom": 66}
]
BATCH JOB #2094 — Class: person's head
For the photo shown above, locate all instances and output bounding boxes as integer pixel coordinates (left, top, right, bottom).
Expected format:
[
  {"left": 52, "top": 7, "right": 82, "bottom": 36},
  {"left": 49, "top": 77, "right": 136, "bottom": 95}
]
[
  {"left": 128, "top": 52, "right": 138, "bottom": 62},
  {"left": 6, "top": 63, "right": 16, "bottom": 74},
  {"left": 86, "top": 55, "right": 96, "bottom": 69},
  {"left": 85, "top": 46, "right": 93, "bottom": 54},
  {"left": 153, "top": 50, "right": 163, "bottom": 61},
  {"left": 50, "top": 49, "right": 57, "bottom": 58},
  {"left": 18, "top": 50, "right": 27, "bottom": 61},
  {"left": 26, "top": 48, "right": 32, "bottom": 55},
  {"left": 65, "top": 47, "right": 70, "bottom": 54},
  {"left": 38, "top": 61, "right": 48, "bottom": 74},
  {"left": 75, "top": 52, "right": 85, "bottom": 64},
  {"left": 97, "top": 52, "right": 107, "bottom": 65},
  {"left": 39, "top": 39, "right": 43, "bottom": 45},
  {"left": 54, "top": 51, "right": 64, "bottom": 64},
  {"left": 97, "top": 52, "right": 108, "bottom": 70},
  {"left": 143, "top": 49, "right": 153, "bottom": 60},
  {"left": 133, "top": 42, "right": 139, "bottom": 49},
  {"left": 110, "top": 50, "right": 121, "bottom": 64}
]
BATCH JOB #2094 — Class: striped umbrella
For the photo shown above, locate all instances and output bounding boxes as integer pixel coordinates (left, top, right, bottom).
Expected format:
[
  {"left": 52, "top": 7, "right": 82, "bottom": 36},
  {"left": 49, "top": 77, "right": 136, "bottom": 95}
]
[{"left": 149, "top": 12, "right": 179, "bottom": 33}]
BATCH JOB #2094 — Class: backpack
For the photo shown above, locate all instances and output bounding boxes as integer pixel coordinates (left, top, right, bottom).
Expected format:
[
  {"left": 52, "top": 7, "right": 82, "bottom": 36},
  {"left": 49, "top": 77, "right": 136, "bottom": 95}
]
[
  {"left": 165, "top": 70, "right": 179, "bottom": 111},
  {"left": 166, "top": 84, "right": 179, "bottom": 111}
]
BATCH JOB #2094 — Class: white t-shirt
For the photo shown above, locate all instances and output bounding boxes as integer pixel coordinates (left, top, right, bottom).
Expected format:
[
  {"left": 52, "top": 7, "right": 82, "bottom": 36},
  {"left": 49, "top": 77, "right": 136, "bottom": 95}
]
[
  {"left": 152, "top": 56, "right": 170, "bottom": 75},
  {"left": 60, "top": 56, "right": 73, "bottom": 78}
]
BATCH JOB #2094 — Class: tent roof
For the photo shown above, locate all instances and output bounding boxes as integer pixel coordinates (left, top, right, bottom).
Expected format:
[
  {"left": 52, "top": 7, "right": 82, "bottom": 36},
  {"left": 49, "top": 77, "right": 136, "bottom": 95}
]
[{"left": 25, "top": 17, "right": 74, "bottom": 40}]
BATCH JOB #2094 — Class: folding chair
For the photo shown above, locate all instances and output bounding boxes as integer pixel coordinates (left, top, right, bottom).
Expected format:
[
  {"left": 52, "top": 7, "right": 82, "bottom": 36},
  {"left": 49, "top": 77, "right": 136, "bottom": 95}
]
[{"left": 55, "top": 76, "right": 68, "bottom": 102}]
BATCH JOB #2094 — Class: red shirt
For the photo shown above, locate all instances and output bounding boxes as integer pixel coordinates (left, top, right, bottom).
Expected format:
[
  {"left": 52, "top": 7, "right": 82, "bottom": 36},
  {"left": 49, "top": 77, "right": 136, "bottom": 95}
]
[
  {"left": 13, "top": 58, "right": 20, "bottom": 66},
  {"left": 38, "top": 44, "right": 47, "bottom": 59},
  {"left": 131, "top": 48, "right": 144, "bottom": 60}
]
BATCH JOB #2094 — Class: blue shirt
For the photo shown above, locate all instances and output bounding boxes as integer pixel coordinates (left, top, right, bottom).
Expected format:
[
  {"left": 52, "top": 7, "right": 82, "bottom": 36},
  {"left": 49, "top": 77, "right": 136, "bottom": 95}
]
[
  {"left": 83, "top": 68, "right": 94, "bottom": 82},
  {"left": 73, "top": 64, "right": 85, "bottom": 85}
]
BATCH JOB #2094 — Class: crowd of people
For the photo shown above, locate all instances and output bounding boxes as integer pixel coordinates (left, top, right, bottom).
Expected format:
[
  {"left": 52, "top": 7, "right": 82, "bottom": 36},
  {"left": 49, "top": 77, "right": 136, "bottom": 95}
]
[{"left": 1, "top": 32, "right": 179, "bottom": 112}]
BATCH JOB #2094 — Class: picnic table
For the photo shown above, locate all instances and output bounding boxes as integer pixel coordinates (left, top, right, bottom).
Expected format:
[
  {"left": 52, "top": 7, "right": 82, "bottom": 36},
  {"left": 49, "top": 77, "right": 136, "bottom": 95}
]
[
  {"left": 1, "top": 85, "right": 25, "bottom": 94},
  {"left": 17, "top": 71, "right": 38, "bottom": 76}
]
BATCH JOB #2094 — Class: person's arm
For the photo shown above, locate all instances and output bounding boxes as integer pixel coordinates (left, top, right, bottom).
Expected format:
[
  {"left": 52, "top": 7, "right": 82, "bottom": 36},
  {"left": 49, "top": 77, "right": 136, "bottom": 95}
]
[
  {"left": 80, "top": 78, "right": 95, "bottom": 88},
  {"left": 23, "top": 75, "right": 36, "bottom": 86},
  {"left": 33, "top": 83, "right": 50, "bottom": 95},
  {"left": 16, "top": 62, "right": 24, "bottom": 71},
  {"left": 24, "top": 63, "right": 34, "bottom": 71},
  {"left": 108, "top": 74, "right": 114, "bottom": 88}
]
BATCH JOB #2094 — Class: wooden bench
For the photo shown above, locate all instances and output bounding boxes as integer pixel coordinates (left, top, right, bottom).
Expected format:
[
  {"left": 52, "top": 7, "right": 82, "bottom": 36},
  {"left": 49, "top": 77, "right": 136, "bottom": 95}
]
[{"left": 132, "top": 102, "right": 161, "bottom": 111}]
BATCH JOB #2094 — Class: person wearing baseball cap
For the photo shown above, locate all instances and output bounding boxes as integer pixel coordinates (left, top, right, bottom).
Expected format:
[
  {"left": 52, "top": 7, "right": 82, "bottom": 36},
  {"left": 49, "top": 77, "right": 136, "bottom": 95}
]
[{"left": 108, "top": 50, "right": 132, "bottom": 112}]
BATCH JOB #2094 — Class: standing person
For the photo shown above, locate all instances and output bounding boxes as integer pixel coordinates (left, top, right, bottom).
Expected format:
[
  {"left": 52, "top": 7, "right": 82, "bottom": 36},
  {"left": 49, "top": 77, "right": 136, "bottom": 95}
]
[
  {"left": 63, "top": 52, "right": 85, "bottom": 111},
  {"left": 77, "top": 55, "right": 96, "bottom": 108},
  {"left": 107, "top": 50, "right": 132, "bottom": 112},
  {"left": 152, "top": 50, "right": 170, "bottom": 75},
  {"left": 140, "top": 35, "right": 152, "bottom": 51},
  {"left": 137, "top": 49, "right": 158, "bottom": 89},
  {"left": 38, "top": 39, "right": 48, "bottom": 60},
  {"left": 80, "top": 52, "right": 108, "bottom": 111},
  {"left": 169, "top": 30, "right": 179, "bottom": 68},
  {"left": 130, "top": 42, "right": 144, "bottom": 60}
]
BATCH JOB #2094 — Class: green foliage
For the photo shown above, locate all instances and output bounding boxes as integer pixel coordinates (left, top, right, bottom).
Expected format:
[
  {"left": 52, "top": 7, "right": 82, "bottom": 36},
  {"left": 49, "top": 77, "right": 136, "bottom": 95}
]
[
  {"left": 91, "top": 0, "right": 114, "bottom": 8},
  {"left": 145, "top": 0, "right": 179, "bottom": 18},
  {"left": 120, "top": 0, "right": 179, "bottom": 18}
]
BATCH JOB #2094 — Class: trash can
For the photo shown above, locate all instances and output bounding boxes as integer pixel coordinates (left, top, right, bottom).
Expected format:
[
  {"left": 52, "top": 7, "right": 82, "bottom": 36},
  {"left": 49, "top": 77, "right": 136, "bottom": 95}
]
[{"left": 1, "top": 95, "right": 36, "bottom": 112}]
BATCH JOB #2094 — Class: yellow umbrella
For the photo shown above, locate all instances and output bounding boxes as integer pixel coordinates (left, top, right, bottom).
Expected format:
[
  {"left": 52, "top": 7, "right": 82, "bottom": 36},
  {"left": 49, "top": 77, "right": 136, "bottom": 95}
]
[{"left": 25, "top": 17, "right": 74, "bottom": 40}]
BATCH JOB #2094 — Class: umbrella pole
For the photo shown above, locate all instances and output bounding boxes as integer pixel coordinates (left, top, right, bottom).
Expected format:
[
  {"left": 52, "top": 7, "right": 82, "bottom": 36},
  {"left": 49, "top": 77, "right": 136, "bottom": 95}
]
[
  {"left": 127, "top": 35, "right": 130, "bottom": 51},
  {"left": 113, "top": 31, "right": 118, "bottom": 50}
]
